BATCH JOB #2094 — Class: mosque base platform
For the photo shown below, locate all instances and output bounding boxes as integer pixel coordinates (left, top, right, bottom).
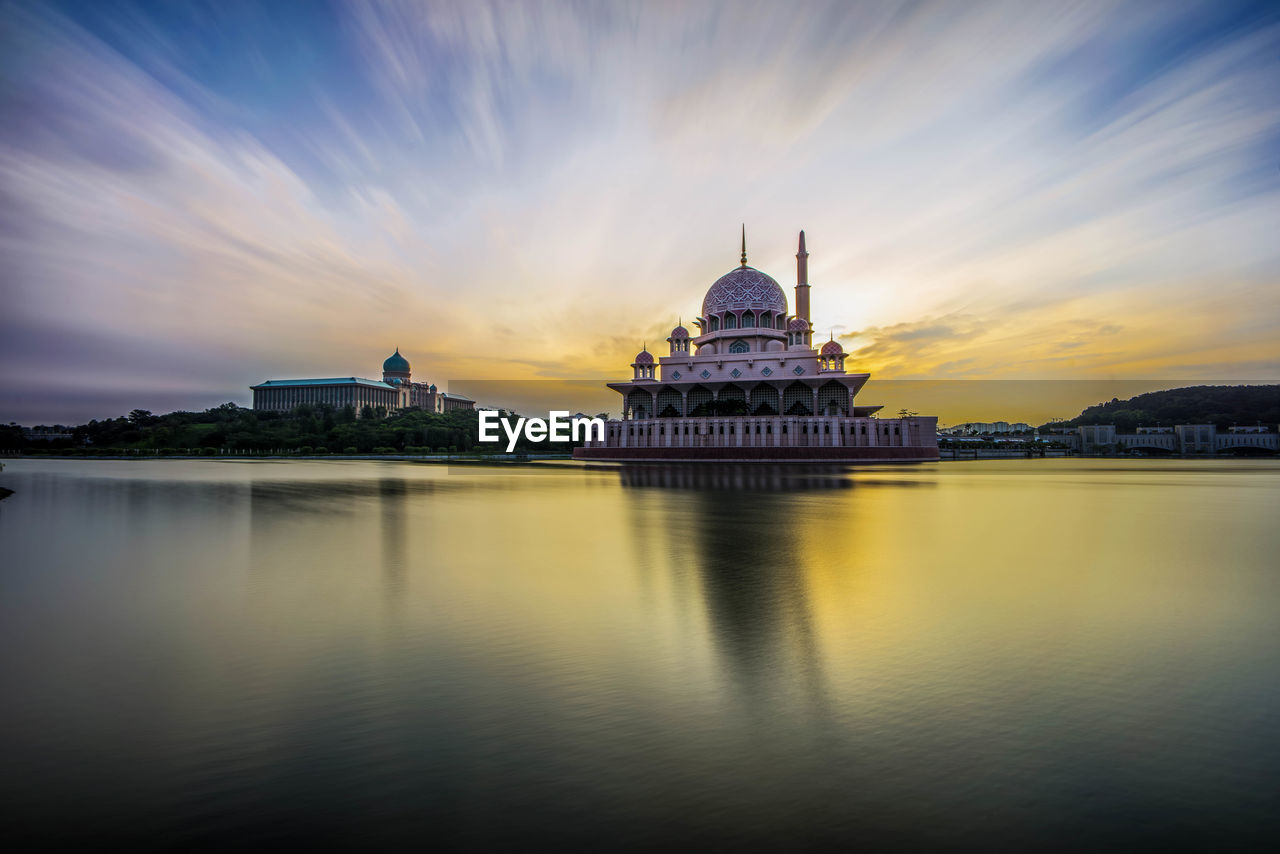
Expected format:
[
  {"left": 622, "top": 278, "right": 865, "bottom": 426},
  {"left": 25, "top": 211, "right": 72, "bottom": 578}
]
[{"left": 572, "top": 446, "right": 939, "bottom": 463}]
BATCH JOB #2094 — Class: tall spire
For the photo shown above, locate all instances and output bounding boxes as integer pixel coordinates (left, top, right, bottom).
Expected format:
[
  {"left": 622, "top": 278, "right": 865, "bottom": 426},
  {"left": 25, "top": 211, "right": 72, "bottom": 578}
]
[
  {"left": 740, "top": 224, "right": 747, "bottom": 267},
  {"left": 795, "top": 229, "right": 811, "bottom": 322}
]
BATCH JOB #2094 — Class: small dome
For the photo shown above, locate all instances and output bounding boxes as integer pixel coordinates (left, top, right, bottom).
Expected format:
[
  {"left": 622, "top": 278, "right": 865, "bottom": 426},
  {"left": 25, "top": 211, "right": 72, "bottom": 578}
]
[
  {"left": 670, "top": 325, "right": 689, "bottom": 339},
  {"left": 788, "top": 317, "right": 810, "bottom": 332},
  {"left": 383, "top": 348, "right": 410, "bottom": 374},
  {"left": 634, "top": 349, "right": 654, "bottom": 365},
  {"left": 821, "top": 338, "right": 844, "bottom": 355}
]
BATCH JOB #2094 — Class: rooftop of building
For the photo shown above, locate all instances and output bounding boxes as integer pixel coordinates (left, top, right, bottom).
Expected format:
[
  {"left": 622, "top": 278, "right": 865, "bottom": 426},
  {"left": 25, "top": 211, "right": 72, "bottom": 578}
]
[{"left": 252, "top": 377, "right": 394, "bottom": 389}]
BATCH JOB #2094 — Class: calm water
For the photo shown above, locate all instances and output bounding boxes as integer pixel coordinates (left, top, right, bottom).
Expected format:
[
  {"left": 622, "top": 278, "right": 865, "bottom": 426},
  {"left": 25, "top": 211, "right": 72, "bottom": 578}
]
[{"left": 1, "top": 458, "right": 1278, "bottom": 850}]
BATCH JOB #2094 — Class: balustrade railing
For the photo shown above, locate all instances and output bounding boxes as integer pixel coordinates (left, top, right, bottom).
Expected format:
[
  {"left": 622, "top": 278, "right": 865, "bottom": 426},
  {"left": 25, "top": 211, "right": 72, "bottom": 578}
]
[{"left": 586, "top": 415, "right": 936, "bottom": 449}]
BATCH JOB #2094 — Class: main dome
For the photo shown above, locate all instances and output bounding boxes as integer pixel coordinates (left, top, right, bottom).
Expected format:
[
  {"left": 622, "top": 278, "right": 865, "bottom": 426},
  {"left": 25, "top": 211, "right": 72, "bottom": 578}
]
[
  {"left": 382, "top": 348, "right": 410, "bottom": 374},
  {"left": 701, "top": 266, "right": 788, "bottom": 317}
]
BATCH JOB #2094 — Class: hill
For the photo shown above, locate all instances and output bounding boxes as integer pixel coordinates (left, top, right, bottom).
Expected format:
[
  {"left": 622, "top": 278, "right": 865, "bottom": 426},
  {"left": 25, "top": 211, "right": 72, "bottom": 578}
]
[{"left": 1045, "top": 385, "right": 1280, "bottom": 432}]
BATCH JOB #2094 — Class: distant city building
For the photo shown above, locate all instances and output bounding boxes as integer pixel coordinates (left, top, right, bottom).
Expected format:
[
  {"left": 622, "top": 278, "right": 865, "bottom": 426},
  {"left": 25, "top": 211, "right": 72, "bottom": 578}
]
[
  {"left": 574, "top": 230, "right": 938, "bottom": 462},
  {"left": 251, "top": 349, "right": 474, "bottom": 416},
  {"left": 21, "top": 426, "right": 74, "bottom": 441},
  {"left": 1174, "top": 423, "right": 1216, "bottom": 454},
  {"left": 1078, "top": 424, "right": 1117, "bottom": 450},
  {"left": 437, "top": 392, "right": 476, "bottom": 411},
  {"left": 1041, "top": 424, "right": 1277, "bottom": 454},
  {"left": 939, "top": 421, "right": 1033, "bottom": 435}
]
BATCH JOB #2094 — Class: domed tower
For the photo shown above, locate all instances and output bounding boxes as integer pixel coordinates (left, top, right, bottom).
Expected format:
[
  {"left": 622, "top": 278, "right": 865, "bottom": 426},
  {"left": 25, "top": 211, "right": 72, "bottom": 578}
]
[
  {"left": 382, "top": 347, "right": 411, "bottom": 383},
  {"left": 819, "top": 335, "right": 846, "bottom": 372},
  {"left": 787, "top": 316, "right": 812, "bottom": 350},
  {"left": 667, "top": 323, "right": 690, "bottom": 356},
  {"left": 631, "top": 347, "right": 655, "bottom": 381}
]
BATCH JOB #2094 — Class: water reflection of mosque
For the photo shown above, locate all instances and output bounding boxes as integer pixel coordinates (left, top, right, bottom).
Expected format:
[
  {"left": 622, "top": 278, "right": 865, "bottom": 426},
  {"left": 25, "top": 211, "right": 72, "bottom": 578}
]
[
  {"left": 617, "top": 464, "right": 854, "bottom": 492},
  {"left": 247, "top": 477, "right": 428, "bottom": 604},
  {"left": 624, "top": 469, "right": 839, "bottom": 717}
]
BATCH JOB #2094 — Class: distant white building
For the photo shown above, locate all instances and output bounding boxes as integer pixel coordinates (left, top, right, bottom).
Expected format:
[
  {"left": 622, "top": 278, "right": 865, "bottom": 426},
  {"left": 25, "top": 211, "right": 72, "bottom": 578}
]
[
  {"left": 939, "top": 421, "right": 1033, "bottom": 435},
  {"left": 1042, "top": 424, "right": 1277, "bottom": 454}
]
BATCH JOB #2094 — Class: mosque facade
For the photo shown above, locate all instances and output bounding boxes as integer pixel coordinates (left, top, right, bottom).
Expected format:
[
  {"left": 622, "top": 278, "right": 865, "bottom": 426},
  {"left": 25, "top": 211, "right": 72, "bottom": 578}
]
[
  {"left": 574, "top": 230, "right": 939, "bottom": 462},
  {"left": 251, "top": 349, "right": 474, "bottom": 415}
]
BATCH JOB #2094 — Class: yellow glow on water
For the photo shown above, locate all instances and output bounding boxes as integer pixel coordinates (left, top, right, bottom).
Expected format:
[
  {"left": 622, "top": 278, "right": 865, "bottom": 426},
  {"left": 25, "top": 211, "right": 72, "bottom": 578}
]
[{"left": 2, "top": 459, "right": 1279, "bottom": 845}]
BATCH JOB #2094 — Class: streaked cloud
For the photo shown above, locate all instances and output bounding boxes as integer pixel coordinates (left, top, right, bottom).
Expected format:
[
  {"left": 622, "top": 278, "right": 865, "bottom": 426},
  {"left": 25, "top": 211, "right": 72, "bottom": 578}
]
[{"left": 2, "top": 0, "right": 1278, "bottom": 423}]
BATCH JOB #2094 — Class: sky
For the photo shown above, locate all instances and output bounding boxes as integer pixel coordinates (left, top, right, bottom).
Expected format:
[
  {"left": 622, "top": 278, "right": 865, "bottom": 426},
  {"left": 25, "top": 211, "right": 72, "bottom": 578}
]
[{"left": 2, "top": 0, "right": 1279, "bottom": 425}]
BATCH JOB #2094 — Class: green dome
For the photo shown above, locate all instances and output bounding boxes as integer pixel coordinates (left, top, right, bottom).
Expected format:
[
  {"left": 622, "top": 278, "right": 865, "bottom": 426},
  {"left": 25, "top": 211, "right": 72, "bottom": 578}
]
[{"left": 383, "top": 348, "right": 410, "bottom": 374}]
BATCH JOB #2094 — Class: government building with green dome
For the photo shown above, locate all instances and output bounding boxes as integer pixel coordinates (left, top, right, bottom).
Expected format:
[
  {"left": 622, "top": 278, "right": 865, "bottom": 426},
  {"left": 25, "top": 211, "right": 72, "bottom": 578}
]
[{"left": 251, "top": 349, "right": 474, "bottom": 416}]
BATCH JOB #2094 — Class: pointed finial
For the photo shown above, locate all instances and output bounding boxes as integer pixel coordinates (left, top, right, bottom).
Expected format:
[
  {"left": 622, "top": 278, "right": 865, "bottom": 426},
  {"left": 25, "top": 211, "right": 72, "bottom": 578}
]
[
  {"left": 830, "top": 331, "right": 834, "bottom": 341},
  {"left": 799, "top": 230, "right": 807, "bottom": 253},
  {"left": 740, "top": 224, "right": 747, "bottom": 267}
]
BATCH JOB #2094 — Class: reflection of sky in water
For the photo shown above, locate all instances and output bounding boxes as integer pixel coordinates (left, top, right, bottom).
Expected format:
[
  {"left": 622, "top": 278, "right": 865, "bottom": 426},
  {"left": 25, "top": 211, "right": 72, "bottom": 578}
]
[{"left": 1, "top": 459, "right": 1279, "bottom": 847}]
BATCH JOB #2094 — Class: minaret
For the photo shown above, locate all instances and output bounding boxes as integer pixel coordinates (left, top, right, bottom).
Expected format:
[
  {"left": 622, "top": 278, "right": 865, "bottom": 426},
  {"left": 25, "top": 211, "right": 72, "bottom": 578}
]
[{"left": 795, "top": 230, "right": 811, "bottom": 322}]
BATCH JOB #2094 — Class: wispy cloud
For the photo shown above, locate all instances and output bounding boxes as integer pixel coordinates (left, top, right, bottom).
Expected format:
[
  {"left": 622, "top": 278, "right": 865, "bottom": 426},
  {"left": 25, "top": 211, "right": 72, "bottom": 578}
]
[{"left": 2, "top": 0, "right": 1278, "bottom": 422}]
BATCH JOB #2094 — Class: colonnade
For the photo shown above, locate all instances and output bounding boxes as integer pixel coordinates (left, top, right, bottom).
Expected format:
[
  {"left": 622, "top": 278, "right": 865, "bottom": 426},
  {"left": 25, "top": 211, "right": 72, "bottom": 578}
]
[
  {"left": 252, "top": 383, "right": 399, "bottom": 413},
  {"left": 622, "top": 381, "right": 854, "bottom": 419},
  {"left": 588, "top": 416, "right": 934, "bottom": 449}
]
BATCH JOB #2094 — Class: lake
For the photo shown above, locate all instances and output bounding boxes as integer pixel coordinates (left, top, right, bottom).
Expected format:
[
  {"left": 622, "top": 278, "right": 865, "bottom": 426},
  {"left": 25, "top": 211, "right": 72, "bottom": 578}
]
[{"left": 1, "top": 458, "right": 1278, "bottom": 849}]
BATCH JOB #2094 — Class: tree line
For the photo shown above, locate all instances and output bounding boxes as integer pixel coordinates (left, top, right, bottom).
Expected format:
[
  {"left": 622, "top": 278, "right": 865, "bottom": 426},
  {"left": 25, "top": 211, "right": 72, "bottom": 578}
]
[
  {"left": 2, "top": 403, "right": 585, "bottom": 455},
  {"left": 1041, "top": 384, "right": 1280, "bottom": 433}
]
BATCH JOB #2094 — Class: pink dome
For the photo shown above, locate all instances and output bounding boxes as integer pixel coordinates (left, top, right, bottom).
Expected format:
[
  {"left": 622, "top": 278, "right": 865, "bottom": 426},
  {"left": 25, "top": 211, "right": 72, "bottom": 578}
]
[
  {"left": 670, "top": 325, "right": 689, "bottom": 339},
  {"left": 788, "top": 317, "right": 810, "bottom": 332},
  {"left": 634, "top": 349, "right": 654, "bottom": 365},
  {"left": 702, "top": 266, "right": 788, "bottom": 317},
  {"left": 820, "top": 339, "right": 844, "bottom": 355}
]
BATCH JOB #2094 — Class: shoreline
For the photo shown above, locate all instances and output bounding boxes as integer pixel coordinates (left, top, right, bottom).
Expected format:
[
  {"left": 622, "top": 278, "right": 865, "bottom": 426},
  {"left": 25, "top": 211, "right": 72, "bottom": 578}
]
[
  {"left": 0, "top": 453, "right": 575, "bottom": 464},
  {"left": 2, "top": 453, "right": 1272, "bottom": 464}
]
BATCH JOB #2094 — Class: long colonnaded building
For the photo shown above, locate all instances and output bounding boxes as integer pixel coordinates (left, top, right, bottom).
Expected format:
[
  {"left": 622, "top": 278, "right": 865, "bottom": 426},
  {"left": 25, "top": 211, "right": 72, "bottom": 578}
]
[
  {"left": 251, "top": 349, "right": 475, "bottom": 415},
  {"left": 574, "top": 230, "right": 939, "bottom": 462}
]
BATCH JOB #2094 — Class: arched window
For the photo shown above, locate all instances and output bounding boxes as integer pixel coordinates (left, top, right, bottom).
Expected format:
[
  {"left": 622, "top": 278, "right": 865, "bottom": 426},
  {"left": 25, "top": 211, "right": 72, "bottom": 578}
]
[
  {"left": 818, "top": 381, "right": 848, "bottom": 415},
  {"left": 710, "top": 316, "right": 720, "bottom": 332},
  {"left": 627, "top": 389, "right": 652, "bottom": 419},
  {"left": 783, "top": 382, "right": 812, "bottom": 416},
  {"left": 724, "top": 314, "right": 738, "bottom": 330},
  {"left": 728, "top": 339, "right": 749, "bottom": 354},
  {"left": 656, "top": 387, "right": 682, "bottom": 417},
  {"left": 750, "top": 385, "right": 780, "bottom": 415},
  {"left": 742, "top": 311, "right": 755, "bottom": 328}
]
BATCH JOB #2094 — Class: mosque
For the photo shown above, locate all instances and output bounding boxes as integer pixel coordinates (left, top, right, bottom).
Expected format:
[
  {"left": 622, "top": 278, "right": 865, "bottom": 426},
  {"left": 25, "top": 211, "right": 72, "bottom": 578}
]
[
  {"left": 574, "top": 230, "right": 939, "bottom": 462},
  {"left": 251, "top": 349, "right": 474, "bottom": 415}
]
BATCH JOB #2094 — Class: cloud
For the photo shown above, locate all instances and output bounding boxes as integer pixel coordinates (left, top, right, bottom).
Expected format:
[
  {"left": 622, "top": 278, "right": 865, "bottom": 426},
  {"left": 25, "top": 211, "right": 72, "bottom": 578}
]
[{"left": 2, "top": 1, "right": 1279, "bottom": 423}]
